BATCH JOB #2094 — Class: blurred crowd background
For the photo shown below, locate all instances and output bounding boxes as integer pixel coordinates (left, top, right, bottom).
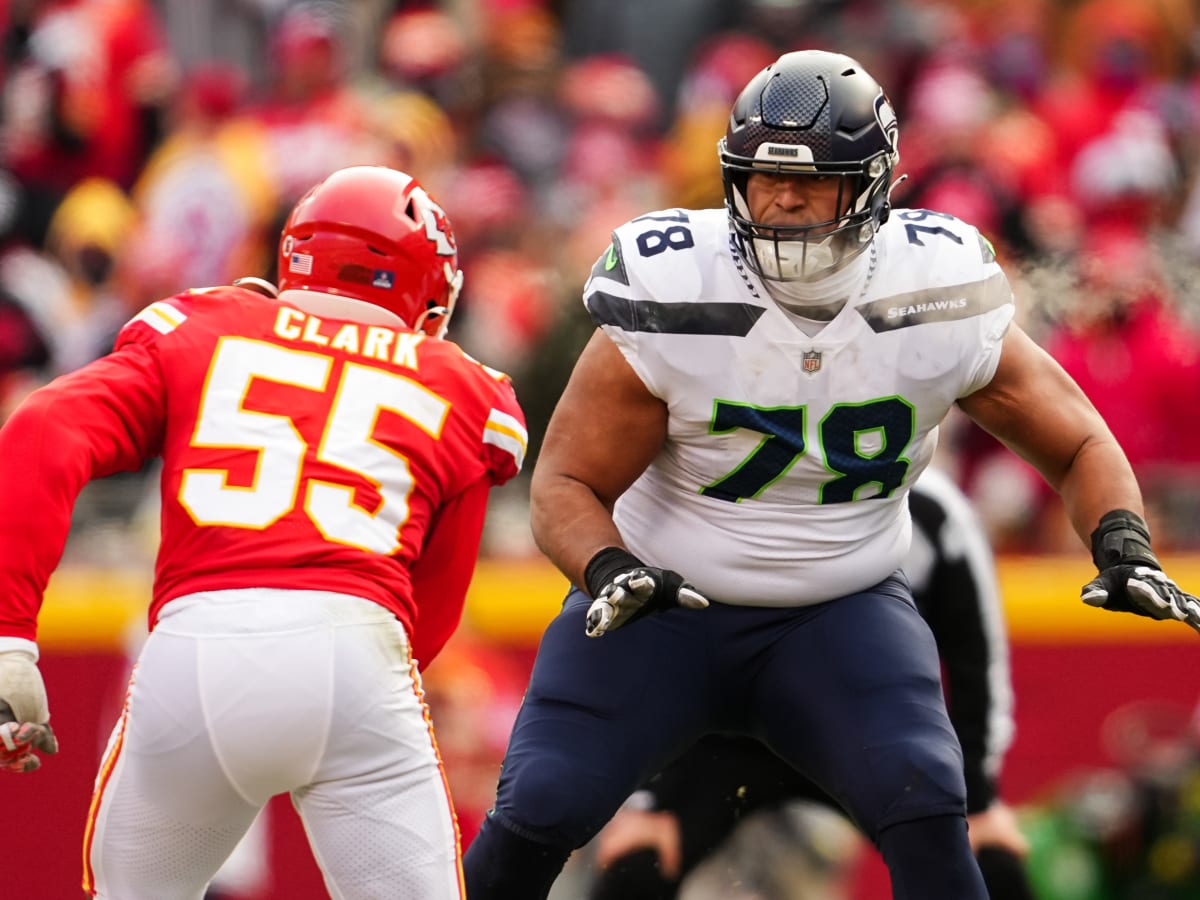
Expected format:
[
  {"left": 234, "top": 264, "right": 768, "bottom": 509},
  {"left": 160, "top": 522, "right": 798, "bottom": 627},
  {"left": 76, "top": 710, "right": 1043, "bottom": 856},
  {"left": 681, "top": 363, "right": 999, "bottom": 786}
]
[
  {"left": 7, "top": 0, "right": 1200, "bottom": 561},
  {"left": 2, "top": 1, "right": 1200, "bottom": 898}
]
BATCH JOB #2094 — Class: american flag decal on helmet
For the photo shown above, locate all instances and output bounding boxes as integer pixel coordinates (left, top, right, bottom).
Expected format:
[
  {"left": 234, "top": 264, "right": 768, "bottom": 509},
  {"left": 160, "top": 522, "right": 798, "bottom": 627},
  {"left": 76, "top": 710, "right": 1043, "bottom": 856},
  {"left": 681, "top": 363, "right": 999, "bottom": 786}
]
[{"left": 289, "top": 253, "right": 313, "bottom": 275}]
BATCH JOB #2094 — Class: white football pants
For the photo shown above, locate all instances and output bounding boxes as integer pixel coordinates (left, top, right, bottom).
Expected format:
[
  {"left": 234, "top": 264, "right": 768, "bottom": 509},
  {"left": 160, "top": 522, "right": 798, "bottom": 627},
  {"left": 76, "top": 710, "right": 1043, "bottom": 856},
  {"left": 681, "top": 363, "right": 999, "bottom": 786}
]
[{"left": 83, "top": 588, "right": 463, "bottom": 899}]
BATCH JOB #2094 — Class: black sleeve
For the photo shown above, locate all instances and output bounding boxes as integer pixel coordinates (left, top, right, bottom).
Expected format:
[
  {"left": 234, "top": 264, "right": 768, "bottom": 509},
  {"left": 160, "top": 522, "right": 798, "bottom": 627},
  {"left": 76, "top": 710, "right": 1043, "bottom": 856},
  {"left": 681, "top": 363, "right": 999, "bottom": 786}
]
[{"left": 907, "top": 475, "right": 1015, "bottom": 813}]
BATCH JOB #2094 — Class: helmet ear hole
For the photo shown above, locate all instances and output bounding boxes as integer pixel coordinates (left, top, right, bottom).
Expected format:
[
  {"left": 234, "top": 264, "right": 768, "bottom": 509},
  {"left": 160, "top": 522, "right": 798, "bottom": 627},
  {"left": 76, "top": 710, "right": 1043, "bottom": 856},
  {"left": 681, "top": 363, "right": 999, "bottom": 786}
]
[{"left": 414, "top": 298, "right": 448, "bottom": 336}]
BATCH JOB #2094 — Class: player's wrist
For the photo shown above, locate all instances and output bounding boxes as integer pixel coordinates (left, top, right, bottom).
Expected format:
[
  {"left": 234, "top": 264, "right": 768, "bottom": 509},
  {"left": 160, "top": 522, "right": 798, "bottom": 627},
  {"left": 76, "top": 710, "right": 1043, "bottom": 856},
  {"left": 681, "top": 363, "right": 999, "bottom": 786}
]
[
  {"left": 584, "top": 546, "right": 645, "bottom": 598},
  {"left": 0, "top": 638, "right": 39, "bottom": 661},
  {"left": 0, "top": 646, "right": 49, "bottom": 725},
  {"left": 1090, "top": 509, "right": 1159, "bottom": 571}
]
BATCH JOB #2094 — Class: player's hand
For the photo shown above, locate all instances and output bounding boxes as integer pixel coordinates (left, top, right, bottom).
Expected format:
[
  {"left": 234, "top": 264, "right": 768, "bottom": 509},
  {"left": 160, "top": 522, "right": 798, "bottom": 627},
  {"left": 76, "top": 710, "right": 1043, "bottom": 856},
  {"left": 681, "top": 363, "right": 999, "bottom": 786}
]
[
  {"left": 967, "top": 802, "right": 1030, "bottom": 856},
  {"left": 583, "top": 548, "right": 708, "bottom": 638},
  {"left": 0, "top": 649, "right": 58, "bottom": 773},
  {"left": 1080, "top": 510, "right": 1200, "bottom": 634},
  {"left": 1, "top": 710, "right": 57, "bottom": 773},
  {"left": 586, "top": 568, "right": 709, "bottom": 638},
  {"left": 1082, "top": 566, "right": 1200, "bottom": 633},
  {"left": 594, "top": 808, "right": 684, "bottom": 879}
]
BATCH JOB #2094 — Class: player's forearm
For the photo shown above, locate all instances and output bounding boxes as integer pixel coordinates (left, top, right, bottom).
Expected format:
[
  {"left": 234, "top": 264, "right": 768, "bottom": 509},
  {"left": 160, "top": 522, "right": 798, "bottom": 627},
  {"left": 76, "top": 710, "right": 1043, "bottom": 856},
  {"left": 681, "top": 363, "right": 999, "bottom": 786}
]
[
  {"left": 530, "top": 473, "right": 626, "bottom": 592},
  {"left": 408, "top": 479, "right": 490, "bottom": 666},
  {"left": 1056, "top": 435, "right": 1144, "bottom": 549}
]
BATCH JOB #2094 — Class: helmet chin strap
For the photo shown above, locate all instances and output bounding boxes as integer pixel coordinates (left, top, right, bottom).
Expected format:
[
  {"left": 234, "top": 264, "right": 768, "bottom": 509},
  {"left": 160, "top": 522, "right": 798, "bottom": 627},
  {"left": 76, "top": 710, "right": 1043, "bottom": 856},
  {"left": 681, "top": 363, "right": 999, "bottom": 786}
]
[
  {"left": 762, "top": 239, "right": 875, "bottom": 312},
  {"left": 413, "top": 264, "right": 464, "bottom": 338},
  {"left": 754, "top": 234, "right": 842, "bottom": 283}
]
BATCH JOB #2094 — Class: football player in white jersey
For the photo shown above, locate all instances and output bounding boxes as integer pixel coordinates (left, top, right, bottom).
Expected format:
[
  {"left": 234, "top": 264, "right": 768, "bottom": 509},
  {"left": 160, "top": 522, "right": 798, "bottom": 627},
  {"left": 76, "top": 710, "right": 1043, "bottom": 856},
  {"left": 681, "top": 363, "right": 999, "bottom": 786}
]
[
  {"left": 586, "top": 467, "right": 1033, "bottom": 900},
  {"left": 462, "top": 50, "right": 1200, "bottom": 900}
]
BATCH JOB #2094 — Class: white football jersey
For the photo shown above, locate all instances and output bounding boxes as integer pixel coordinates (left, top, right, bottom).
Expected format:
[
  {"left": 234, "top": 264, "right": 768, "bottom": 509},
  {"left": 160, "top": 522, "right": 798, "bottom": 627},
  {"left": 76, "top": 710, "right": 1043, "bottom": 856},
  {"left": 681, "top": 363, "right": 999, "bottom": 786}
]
[{"left": 583, "top": 207, "right": 1014, "bottom": 605}]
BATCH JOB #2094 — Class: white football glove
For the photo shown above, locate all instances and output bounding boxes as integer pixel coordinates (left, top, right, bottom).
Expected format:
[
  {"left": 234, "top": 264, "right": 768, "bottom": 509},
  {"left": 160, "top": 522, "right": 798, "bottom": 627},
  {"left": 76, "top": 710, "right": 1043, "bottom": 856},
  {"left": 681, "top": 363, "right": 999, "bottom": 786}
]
[
  {"left": 583, "top": 548, "right": 709, "bottom": 638},
  {"left": 1081, "top": 509, "right": 1200, "bottom": 636},
  {"left": 0, "top": 648, "right": 58, "bottom": 773},
  {"left": 1082, "top": 565, "right": 1200, "bottom": 635}
]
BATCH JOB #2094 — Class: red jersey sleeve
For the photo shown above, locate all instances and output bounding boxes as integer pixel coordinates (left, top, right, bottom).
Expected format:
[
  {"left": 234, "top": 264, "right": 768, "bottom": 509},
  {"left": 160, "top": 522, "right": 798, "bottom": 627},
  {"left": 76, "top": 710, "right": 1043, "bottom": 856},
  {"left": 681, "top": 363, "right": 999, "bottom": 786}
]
[
  {"left": 407, "top": 476, "right": 491, "bottom": 667},
  {"left": 407, "top": 360, "right": 526, "bottom": 667},
  {"left": 0, "top": 342, "right": 166, "bottom": 640},
  {"left": 479, "top": 368, "right": 527, "bottom": 486}
]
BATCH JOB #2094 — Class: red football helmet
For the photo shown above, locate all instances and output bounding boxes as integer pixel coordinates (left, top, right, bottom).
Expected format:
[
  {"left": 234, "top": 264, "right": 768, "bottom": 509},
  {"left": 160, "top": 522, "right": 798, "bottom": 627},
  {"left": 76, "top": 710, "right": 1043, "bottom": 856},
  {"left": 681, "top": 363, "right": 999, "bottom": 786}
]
[{"left": 278, "top": 166, "right": 463, "bottom": 336}]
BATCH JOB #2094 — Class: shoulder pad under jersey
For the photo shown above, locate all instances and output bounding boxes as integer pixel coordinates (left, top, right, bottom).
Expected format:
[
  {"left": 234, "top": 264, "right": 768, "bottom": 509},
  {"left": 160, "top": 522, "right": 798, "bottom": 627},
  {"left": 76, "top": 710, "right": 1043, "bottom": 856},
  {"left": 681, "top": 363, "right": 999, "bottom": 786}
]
[
  {"left": 855, "top": 209, "right": 1013, "bottom": 333},
  {"left": 116, "top": 285, "right": 273, "bottom": 349},
  {"left": 584, "top": 208, "right": 766, "bottom": 338}
]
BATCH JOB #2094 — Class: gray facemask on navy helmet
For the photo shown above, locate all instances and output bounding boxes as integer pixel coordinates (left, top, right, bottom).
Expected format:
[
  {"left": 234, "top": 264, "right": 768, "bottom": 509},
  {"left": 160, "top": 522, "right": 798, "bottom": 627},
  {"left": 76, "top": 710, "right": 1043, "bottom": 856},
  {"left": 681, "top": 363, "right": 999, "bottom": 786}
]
[{"left": 719, "top": 50, "right": 900, "bottom": 283}]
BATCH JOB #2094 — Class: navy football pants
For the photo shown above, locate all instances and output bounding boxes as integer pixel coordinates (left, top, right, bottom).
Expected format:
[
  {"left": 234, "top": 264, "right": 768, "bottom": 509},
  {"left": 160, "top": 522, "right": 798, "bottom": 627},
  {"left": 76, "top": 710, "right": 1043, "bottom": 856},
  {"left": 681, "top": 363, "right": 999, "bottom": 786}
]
[{"left": 463, "top": 575, "right": 984, "bottom": 898}]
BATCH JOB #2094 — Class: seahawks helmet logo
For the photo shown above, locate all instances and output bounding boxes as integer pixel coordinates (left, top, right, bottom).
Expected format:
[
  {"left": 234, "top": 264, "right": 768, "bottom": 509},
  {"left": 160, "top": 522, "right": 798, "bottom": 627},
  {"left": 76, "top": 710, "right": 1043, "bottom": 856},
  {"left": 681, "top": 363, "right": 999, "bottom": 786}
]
[{"left": 874, "top": 92, "right": 899, "bottom": 155}]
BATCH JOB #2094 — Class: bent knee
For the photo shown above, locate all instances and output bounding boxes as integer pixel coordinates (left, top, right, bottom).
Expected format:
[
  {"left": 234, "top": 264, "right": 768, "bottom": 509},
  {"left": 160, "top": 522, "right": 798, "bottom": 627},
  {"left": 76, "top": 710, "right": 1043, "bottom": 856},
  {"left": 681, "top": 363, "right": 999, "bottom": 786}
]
[
  {"left": 841, "top": 738, "right": 967, "bottom": 839},
  {"left": 494, "top": 758, "right": 621, "bottom": 848}
]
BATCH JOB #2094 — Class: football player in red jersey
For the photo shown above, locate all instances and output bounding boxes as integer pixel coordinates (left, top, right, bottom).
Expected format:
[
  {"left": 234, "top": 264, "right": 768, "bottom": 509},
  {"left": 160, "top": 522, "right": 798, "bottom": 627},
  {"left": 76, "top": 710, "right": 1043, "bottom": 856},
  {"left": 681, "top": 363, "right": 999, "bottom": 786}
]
[{"left": 0, "top": 165, "right": 527, "bottom": 900}]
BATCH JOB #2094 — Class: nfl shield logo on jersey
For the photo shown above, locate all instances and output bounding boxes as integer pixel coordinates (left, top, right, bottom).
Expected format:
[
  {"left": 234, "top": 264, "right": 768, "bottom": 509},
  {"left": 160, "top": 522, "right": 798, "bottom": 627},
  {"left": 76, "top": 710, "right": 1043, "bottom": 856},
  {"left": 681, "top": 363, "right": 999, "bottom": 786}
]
[{"left": 802, "top": 350, "right": 822, "bottom": 374}]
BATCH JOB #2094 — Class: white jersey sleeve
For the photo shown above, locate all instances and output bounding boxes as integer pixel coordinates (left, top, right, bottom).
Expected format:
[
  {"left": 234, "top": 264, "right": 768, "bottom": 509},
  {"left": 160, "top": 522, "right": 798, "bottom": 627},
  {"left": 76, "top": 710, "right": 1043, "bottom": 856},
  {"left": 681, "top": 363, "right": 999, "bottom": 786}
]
[{"left": 581, "top": 207, "right": 1014, "bottom": 606}]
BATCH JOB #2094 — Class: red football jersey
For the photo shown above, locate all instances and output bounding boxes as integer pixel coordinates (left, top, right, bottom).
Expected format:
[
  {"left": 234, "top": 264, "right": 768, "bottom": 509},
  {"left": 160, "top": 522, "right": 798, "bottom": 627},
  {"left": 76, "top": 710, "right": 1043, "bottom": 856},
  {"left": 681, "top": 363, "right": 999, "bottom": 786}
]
[{"left": 0, "top": 286, "right": 526, "bottom": 659}]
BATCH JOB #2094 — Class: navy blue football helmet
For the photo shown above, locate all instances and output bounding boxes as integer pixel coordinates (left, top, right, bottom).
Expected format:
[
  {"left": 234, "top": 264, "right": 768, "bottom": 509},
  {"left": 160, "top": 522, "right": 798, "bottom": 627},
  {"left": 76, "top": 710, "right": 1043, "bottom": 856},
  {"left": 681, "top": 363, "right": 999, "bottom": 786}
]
[{"left": 719, "top": 50, "right": 900, "bottom": 282}]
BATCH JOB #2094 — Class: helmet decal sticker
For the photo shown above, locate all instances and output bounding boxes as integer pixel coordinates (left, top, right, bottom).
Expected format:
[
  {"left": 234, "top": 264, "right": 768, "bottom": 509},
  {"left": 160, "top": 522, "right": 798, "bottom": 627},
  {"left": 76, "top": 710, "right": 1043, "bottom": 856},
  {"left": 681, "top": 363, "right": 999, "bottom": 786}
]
[
  {"left": 411, "top": 186, "right": 457, "bottom": 256},
  {"left": 874, "top": 93, "right": 898, "bottom": 154}
]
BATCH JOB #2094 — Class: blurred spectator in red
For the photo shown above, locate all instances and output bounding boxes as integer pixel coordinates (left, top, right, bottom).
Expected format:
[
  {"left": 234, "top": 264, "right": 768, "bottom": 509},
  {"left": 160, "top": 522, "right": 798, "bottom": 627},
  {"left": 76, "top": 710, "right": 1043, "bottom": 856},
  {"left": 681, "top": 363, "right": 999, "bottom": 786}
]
[
  {"left": 1032, "top": 0, "right": 1181, "bottom": 202},
  {"left": 436, "top": 159, "right": 530, "bottom": 259},
  {"left": 244, "top": 3, "right": 375, "bottom": 212},
  {"left": 454, "top": 248, "right": 558, "bottom": 376},
  {"left": 558, "top": 53, "right": 660, "bottom": 137},
  {"left": 1069, "top": 108, "right": 1179, "bottom": 233},
  {"left": 676, "top": 31, "right": 776, "bottom": 115},
  {"left": 657, "top": 32, "right": 776, "bottom": 212},
  {"left": 1040, "top": 224, "right": 1200, "bottom": 548},
  {"left": 359, "top": 88, "right": 460, "bottom": 197},
  {"left": 472, "top": 5, "right": 567, "bottom": 191},
  {"left": 896, "top": 55, "right": 1037, "bottom": 263},
  {"left": 433, "top": 158, "right": 565, "bottom": 384},
  {"left": 129, "top": 61, "right": 276, "bottom": 294},
  {"left": 378, "top": 5, "right": 470, "bottom": 110},
  {"left": 559, "top": 0, "right": 730, "bottom": 133},
  {"left": 550, "top": 54, "right": 665, "bottom": 283},
  {"left": 1045, "top": 225, "right": 1200, "bottom": 469},
  {"left": 1, "top": 0, "right": 175, "bottom": 195},
  {"left": 555, "top": 120, "right": 662, "bottom": 286}
]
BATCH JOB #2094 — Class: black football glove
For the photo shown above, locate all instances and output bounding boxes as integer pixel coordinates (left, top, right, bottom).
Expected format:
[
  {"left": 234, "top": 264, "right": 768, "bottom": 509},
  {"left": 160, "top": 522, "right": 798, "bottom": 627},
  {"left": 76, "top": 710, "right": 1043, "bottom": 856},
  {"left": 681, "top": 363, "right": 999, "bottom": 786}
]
[
  {"left": 1081, "top": 509, "right": 1200, "bottom": 635},
  {"left": 583, "top": 547, "right": 709, "bottom": 638}
]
